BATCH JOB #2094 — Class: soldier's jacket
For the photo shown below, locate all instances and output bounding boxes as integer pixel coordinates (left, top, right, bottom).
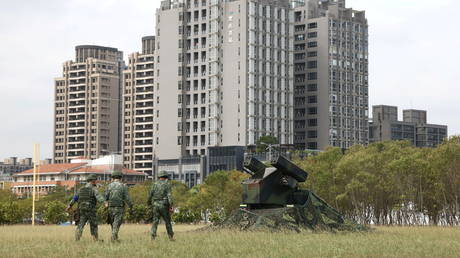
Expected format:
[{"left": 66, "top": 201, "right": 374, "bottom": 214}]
[
  {"left": 105, "top": 181, "right": 133, "bottom": 208},
  {"left": 148, "top": 180, "right": 173, "bottom": 206},
  {"left": 69, "top": 183, "right": 105, "bottom": 211}
]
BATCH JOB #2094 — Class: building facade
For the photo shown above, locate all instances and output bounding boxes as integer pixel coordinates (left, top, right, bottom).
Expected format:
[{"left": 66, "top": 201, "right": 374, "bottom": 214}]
[
  {"left": 11, "top": 155, "right": 146, "bottom": 196},
  {"left": 53, "top": 45, "right": 125, "bottom": 163},
  {"left": 155, "top": 145, "right": 245, "bottom": 187},
  {"left": 0, "top": 157, "right": 33, "bottom": 182},
  {"left": 153, "top": 0, "right": 294, "bottom": 163},
  {"left": 293, "top": 0, "right": 369, "bottom": 150},
  {"left": 123, "top": 37, "right": 156, "bottom": 175},
  {"left": 369, "top": 105, "right": 448, "bottom": 147}
]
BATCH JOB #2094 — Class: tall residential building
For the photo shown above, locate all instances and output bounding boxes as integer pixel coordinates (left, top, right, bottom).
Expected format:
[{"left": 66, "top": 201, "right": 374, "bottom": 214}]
[
  {"left": 54, "top": 45, "right": 125, "bottom": 163},
  {"left": 293, "top": 0, "right": 369, "bottom": 150},
  {"left": 123, "top": 36, "right": 156, "bottom": 175},
  {"left": 154, "top": 0, "right": 294, "bottom": 161},
  {"left": 369, "top": 105, "right": 448, "bottom": 147}
]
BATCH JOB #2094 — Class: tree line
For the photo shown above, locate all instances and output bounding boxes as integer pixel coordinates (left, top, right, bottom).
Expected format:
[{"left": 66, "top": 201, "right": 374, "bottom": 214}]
[
  {"left": 0, "top": 170, "right": 247, "bottom": 225},
  {"left": 295, "top": 136, "right": 460, "bottom": 226},
  {"left": 1, "top": 136, "right": 459, "bottom": 226}
]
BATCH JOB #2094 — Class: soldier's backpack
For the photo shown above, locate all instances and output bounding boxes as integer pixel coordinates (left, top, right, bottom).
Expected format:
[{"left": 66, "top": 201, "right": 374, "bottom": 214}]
[
  {"left": 78, "top": 185, "right": 95, "bottom": 210},
  {"left": 108, "top": 182, "right": 125, "bottom": 207}
]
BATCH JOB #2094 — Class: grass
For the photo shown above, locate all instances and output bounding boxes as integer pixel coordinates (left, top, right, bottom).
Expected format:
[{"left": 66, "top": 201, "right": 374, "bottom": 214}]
[{"left": 0, "top": 224, "right": 459, "bottom": 257}]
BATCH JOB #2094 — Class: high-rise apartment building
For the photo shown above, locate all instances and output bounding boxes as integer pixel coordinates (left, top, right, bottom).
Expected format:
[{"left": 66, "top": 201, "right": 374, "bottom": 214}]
[
  {"left": 53, "top": 45, "right": 124, "bottom": 163},
  {"left": 154, "top": 0, "right": 294, "bottom": 160},
  {"left": 123, "top": 36, "right": 156, "bottom": 175},
  {"left": 293, "top": 0, "right": 369, "bottom": 150}
]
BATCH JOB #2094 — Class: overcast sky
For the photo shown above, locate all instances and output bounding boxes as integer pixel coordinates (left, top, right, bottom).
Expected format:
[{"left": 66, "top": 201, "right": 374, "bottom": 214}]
[{"left": 0, "top": 0, "right": 459, "bottom": 160}]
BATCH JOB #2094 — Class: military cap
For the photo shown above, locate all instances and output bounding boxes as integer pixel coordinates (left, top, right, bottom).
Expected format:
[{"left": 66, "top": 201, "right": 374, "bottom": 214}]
[
  {"left": 157, "top": 171, "right": 169, "bottom": 178},
  {"left": 111, "top": 171, "right": 123, "bottom": 179},
  {"left": 87, "top": 174, "right": 98, "bottom": 181}
]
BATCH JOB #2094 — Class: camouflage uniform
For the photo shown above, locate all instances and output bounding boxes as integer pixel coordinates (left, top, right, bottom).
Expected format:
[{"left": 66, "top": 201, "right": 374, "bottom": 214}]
[
  {"left": 105, "top": 172, "right": 133, "bottom": 241},
  {"left": 148, "top": 171, "right": 174, "bottom": 239},
  {"left": 68, "top": 175, "right": 104, "bottom": 241}
]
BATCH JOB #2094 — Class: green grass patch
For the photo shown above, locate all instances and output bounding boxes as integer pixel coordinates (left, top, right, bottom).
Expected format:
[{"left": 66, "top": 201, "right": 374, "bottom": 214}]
[{"left": 0, "top": 225, "right": 459, "bottom": 257}]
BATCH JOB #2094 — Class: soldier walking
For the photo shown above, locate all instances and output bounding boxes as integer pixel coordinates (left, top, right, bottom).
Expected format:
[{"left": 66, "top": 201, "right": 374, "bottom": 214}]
[
  {"left": 148, "top": 171, "right": 174, "bottom": 241},
  {"left": 66, "top": 174, "right": 105, "bottom": 241},
  {"left": 105, "top": 171, "right": 133, "bottom": 242}
]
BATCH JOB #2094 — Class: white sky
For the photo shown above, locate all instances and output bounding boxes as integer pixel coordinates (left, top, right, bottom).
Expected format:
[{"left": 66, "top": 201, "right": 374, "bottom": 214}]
[{"left": 0, "top": 0, "right": 458, "bottom": 160}]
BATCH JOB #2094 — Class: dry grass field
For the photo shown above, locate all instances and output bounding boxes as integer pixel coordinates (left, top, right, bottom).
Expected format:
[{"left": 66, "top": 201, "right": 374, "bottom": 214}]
[{"left": 0, "top": 224, "right": 459, "bottom": 258}]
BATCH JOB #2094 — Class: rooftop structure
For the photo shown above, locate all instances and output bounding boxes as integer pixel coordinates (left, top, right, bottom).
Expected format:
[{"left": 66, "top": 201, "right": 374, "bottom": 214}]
[{"left": 369, "top": 105, "right": 448, "bottom": 147}]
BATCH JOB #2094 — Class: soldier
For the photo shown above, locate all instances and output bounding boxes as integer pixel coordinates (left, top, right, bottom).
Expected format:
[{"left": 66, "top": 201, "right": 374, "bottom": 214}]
[
  {"left": 66, "top": 174, "right": 105, "bottom": 241},
  {"left": 148, "top": 171, "right": 174, "bottom": 241},
  {"left": 104, "top": 170, "right": 133, "bottom": 242}
]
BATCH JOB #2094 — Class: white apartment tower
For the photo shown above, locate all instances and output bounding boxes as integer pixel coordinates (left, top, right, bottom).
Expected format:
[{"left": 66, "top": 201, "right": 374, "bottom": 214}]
[
  {"left": 123, "top": 36, "right": 156, "bottom": 174},
  {"left": 53, "top": 46, "right": 124, "bottom": 163},
  {"left": 155, "top": 0, "right": 294, "bottom": 160},
  {"left": 293, "top": 0, "right": 369, "bottom": 150}
]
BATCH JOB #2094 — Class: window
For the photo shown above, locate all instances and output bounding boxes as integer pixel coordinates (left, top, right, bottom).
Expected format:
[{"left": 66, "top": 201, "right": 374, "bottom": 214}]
[
  {"left": 307, "top": 51, "right": 317, "bottom": 57},
  {"left": 307, "top": 72, "right": 317, "bottom": 80},
  {"left": 307, "top": 61, "right": 317, "bottom": 69},
  {"left": 307, "top": 142, "right": 318, "bottom": 149},
  {"left": 307, "top": 32, "right": 317, "bottom": 38},
  {"left": 307, "top": 130, "right": 318, "bottom": 138},
  {"left": 307, "top": 96, "right": 317, "bottom": 104},
  {"left": 307, "top": 84, "right": 317, "bottom": 91},
  {"left": 294, "top": 34, "right": 305, "bottom": 41},
  {"left": 308, "top": 119, "right": 317, "bottom": 127},
  {"left": 307, "top": 41, "right": 317, "bottom": 48},
  {"left": 308, "top": 22, "right": 317, "bottom": 29},
  {"left": 308, "top": 107, "right": 317, "bottom": 115}
]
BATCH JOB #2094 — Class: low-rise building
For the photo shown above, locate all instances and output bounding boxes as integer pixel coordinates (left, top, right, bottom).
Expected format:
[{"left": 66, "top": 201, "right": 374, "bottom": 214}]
[
  {"left": 11, "top": 155, "right": 146, "bottom": 196},
  {"left": 369, "top": 105, "right": 448, "bottom": 147}
]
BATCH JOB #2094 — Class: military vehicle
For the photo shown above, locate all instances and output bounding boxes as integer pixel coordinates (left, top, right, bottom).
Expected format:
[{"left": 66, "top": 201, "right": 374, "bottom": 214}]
[{"left": 219, "top": 154, "right": 363, "bottom": 232}]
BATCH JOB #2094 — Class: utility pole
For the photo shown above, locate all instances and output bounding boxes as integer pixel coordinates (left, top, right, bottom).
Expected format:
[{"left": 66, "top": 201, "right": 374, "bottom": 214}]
[{"left": 32, "top": 143, "right": 40, "bottom": 226}]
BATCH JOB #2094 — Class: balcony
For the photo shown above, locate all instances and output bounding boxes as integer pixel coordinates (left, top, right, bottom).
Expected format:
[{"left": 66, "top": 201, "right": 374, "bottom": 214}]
[
  {"left": 69, "top": 86, "right": 85, "bottom": 92},
  {"left": 69, "top": 101, "right": 85, "bottom": 107},
  {"left": 69, "top": 115, "right": 85, "bottom": 121},
  {"left": 135, "top": 125, "right": 153, "bottom": 131},
  {"left": 69, "top": 122, "right": 85, "bottom": 128},
  {"left": 69, "top": 108, "right": 85, "bottom": 114},
  {"left": 135, "top": 117, "right": 154, "bottom": 123}
]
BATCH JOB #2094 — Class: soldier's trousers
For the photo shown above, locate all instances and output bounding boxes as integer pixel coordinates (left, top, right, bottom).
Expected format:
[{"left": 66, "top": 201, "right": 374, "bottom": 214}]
[
  {"left": 108, "top": 207, "right": 125, "bottom": 241},
  {"left": 151, "top": 203, "right": 174, "bottom": 239},
  {"left": 75, "top": 209, "right": 98, "bottom": 240}
]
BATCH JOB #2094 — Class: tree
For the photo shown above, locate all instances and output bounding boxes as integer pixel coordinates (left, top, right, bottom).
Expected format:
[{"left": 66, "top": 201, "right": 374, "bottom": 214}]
[
  {"left": 126, "top": 204, "right": 149, "bottom": 223},
  {"left": 187, "top": 170, "right": 249, "bottom": 222},
  {"left": 0, "top": 189, "right": 15, "bottom": 202},
  {"left": 43, "top": 201, "right": 68, "bottom": 224},
  {"left": 256, "top": 135, "right": 278, "bottom": 153},
  {"left": 128, "top": 182, "right": 151, "bottom": 206},
  {"left": 0, "top": 201, "right": 24, "bottom": 224}
]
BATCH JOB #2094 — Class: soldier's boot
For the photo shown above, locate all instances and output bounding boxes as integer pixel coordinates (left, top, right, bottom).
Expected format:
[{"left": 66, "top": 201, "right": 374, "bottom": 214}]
[
  {"left": 168, "top": 234, "right": 175, "bottom": 241},
  {"left": 111, "top": 234, "right": 120, "bottom": 242},
  {"left": 92, "top": 234, "right": 103, "bottom": 242},
  {"left": 75, "top": 229, "right": 83, "bottom": 241}
]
